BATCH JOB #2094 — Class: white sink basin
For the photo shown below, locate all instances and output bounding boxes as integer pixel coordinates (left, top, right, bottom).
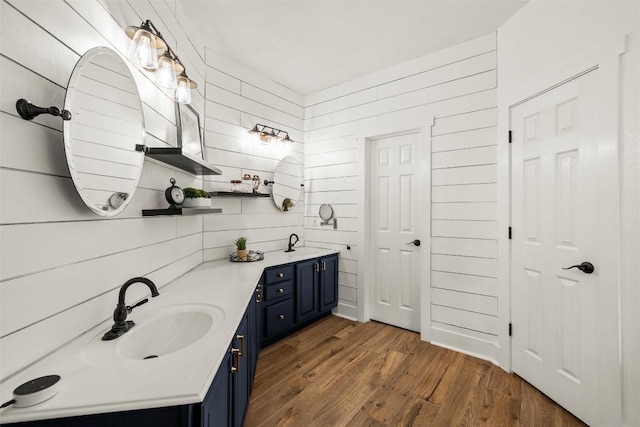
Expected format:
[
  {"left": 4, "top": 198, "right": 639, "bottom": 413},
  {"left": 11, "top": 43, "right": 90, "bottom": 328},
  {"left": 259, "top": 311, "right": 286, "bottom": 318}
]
[
  {"left": 117, "top": 306, "right": 220, "bottom": 360},
  {"left": 82, "top": 304, "right": 224, "bottom": 364},
  {"left": 284, "top": 247, "right": 323, "bottom": 257}
]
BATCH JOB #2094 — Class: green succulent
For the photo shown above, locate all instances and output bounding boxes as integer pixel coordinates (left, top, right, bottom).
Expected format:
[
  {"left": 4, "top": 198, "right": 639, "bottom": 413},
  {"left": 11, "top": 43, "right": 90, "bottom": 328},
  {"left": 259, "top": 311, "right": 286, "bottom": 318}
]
[
  {"left": 184, "top": 187, "right": 211, "bottom": 198},
  {"left": 234, "top": 237, "right": 247, "bottom": 250}
]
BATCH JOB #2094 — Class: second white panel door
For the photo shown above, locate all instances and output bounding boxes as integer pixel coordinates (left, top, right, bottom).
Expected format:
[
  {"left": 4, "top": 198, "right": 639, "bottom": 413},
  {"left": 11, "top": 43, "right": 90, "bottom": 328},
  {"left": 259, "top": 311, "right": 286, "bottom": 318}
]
[{"left": 370, "top": 131, "right": 422, "bottom": 332}]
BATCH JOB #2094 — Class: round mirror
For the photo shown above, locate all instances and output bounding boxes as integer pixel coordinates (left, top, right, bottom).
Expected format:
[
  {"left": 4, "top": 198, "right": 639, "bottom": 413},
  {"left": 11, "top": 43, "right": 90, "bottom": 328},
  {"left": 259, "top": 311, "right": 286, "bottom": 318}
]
[
  {"left": 319, "top": 204, "right": 334, "bottom": 221},
  {"left": 63, "top": 47, "right": 145, "bottom": 216},
  {"left": 272, "top": 156, "right": 303, "bottom": 211}
]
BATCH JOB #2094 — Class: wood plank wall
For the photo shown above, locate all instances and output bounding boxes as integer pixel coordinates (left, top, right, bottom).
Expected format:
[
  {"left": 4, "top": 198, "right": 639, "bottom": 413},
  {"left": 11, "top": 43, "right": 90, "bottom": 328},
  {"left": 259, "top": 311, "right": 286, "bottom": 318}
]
[
  {"left": 201, "top": 48, "right": 305, "bottom": 261},
  {"left": 303, "top": 33, "right": 500, "bottom": 359},
  {"left": 0, "top": 0, "right": 301, "bottom": 381}
]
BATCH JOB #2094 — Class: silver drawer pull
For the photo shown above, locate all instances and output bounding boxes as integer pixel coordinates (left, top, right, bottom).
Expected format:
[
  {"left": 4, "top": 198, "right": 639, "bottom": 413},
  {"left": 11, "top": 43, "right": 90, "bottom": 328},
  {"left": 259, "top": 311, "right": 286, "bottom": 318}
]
[
  {"left": 277, "top": 272, "right": 284, "bottom": 278},
  {"left": 279, "top": 314, "right": 285, "bottom": 320},
  {"left": 278, "top": 288, "right": 284, "bottom": 293}
]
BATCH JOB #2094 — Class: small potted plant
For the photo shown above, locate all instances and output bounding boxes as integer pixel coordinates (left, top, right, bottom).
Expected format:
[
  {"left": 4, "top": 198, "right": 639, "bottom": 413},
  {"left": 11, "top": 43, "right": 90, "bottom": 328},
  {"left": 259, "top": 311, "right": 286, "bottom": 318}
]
[
  {"left": 234, "top": 237, "right": 248, "bottom": 261},
  {"left": 183, "top": 187, "right": 211, "bottom": 208}
]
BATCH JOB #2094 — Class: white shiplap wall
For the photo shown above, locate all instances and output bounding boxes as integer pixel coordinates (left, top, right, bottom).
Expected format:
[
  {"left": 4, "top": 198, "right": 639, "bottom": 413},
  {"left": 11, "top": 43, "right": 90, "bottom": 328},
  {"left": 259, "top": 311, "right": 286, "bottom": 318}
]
[
  {"left": 0, "top": 0, "right": 206, "bottom": 381},
  {"left": 303, "top": 32, "right": 500, "bottom": 361},
  {"left": 0, "top": 0, "right": 300, "bottom": 382},
  {"left": 201, "top": 49, "right": 305, "bottom": 261}
]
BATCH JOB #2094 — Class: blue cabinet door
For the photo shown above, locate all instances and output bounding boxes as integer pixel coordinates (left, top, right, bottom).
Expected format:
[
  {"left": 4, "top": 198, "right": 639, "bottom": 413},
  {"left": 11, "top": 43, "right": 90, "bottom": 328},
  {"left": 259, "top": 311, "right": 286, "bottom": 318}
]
[
  {"left": 320, "top": 255, "right": 338, "bottom": 311},
  {"left": 249, "top": 284, "right": 262, "bottom": 390},
  {"left": 201, "top": 347, "right": 231, "bottom": 427},
  {"left": 232, "top": 310, "right": 250, "bottom": 427},
  {"left": 295, "top": 258, "right": 319, "bottom": 322}
]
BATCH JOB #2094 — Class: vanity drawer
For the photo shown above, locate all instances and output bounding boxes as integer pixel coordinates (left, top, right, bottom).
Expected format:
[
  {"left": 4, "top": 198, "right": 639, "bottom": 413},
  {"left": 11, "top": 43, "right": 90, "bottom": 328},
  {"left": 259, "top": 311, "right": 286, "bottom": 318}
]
[
  {"left": 264, "top": 280, "right": 293, "bottom": 301},
  {"left": 264, "top": 264, "right": 294, "bottom": 284},
  {"left": 264, "top": 299, "right": 294, "bottom": 337}
]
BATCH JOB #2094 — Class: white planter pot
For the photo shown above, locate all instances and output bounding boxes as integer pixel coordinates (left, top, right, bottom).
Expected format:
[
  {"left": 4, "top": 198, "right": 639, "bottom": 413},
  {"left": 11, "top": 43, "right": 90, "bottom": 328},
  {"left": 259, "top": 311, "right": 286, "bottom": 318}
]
[{"left": 183, "top": 198, "right": 211, "bottom": 208}]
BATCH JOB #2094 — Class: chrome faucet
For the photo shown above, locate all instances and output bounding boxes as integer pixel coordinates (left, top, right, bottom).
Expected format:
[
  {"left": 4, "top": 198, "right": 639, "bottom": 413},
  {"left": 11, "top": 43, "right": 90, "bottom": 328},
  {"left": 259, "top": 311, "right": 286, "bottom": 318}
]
[
  {"left": 102, "top": 277, "right": 159, "bottom": 341},
  {"left": 286, "top": 233, "right": 299, "bottom": 252}
]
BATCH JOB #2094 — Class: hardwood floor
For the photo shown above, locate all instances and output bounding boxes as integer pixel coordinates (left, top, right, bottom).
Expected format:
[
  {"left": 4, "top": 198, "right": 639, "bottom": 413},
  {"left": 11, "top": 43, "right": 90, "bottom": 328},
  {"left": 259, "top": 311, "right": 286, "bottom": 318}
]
[{"left": 245, "top": 315, "right": 586, "bottom": 427}]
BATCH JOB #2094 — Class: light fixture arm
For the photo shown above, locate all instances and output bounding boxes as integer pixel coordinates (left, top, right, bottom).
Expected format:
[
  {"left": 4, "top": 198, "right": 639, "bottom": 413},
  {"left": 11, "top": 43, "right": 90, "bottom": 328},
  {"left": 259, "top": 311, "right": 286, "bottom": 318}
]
[
  {"left": 248, "top": 123, "right": 293, "bottom": 143},
  {"left": 138, "top": 20, "right": 185, "bottom": 72}
]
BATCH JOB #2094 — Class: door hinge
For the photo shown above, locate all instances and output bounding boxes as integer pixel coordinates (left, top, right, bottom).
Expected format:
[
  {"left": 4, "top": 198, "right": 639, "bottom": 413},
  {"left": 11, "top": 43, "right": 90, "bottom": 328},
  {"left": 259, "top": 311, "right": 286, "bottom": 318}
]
[
  {"left": 509, "top": 323, "right": 512, "bottom": 337},
  {"left": 508, "top": 227, "right": 512, "bottom": 239},
  {"left": 508, "top": 130, "right": 512, "bottom": 143}
]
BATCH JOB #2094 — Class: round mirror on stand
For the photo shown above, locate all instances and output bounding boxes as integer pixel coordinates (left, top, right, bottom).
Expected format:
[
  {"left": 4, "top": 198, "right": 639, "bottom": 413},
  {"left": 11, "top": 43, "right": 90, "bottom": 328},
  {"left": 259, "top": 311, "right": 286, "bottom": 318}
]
[
  {"left": 63, "top": 46, "right": 145, "bottom": 216},
  {"left": 319, "top": 203, "right": 337, "bottom": 229},
  {"left": 271, "top": 156, "right": 303, "bottom": 211}
]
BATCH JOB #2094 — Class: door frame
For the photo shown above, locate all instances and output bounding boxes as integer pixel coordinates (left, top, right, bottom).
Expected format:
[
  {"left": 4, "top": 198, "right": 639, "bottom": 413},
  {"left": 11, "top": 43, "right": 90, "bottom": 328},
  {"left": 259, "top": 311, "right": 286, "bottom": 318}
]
[
  {"left": 499, "top": 35, "right": 627, "bottom": 422},
  {"left": 355, "top": 116, "right": 434, "bottom": 342}
]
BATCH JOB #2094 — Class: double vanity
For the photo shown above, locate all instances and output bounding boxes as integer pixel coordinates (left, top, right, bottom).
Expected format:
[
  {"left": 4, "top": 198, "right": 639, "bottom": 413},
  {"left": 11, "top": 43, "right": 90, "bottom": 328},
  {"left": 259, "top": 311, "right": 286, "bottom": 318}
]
[{"left": 0, "top": 248, "right": 339, "bottom": 426}]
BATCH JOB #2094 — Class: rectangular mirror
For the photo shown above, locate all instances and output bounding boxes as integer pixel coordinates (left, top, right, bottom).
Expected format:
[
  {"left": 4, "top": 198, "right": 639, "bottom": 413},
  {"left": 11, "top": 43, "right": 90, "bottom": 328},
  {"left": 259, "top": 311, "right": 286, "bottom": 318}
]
[{"left": 175, "top": 103, "right": 204, "bottom": 160}]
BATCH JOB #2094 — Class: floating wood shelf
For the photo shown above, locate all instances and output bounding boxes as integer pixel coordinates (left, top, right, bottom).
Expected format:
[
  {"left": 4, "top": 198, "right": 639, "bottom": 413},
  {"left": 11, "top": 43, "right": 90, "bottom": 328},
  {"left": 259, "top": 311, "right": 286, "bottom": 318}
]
[
  {"left": 142, "top": 207, "right": 223, "bottom": 217},
  {"left": 140, "top": 147, "right": 222, "bottom": 175},
  {"left": 209, "top": 192, "right": 270, "bottom": 198}
]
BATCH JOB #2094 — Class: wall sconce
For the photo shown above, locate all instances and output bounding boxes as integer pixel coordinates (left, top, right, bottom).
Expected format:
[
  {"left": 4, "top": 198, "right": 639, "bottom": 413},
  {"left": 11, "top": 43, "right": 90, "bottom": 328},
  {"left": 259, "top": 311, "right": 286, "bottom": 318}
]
[
  {"left": 248, "top": 124, "right": 293, "bottom": 144},
  {"left": 124, "top": 20, "right": 196, "bottom": 104}
]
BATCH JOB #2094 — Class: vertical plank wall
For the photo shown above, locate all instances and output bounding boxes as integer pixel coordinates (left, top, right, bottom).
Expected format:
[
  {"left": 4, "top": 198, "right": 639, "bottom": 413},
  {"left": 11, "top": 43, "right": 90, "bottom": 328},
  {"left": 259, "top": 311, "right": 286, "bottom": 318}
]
[
  {"left": 0, "top": 0, "right": 301, "bottom": 382},
  {"left": 304, "top": 33, "right": 501, "bottom": 361}
]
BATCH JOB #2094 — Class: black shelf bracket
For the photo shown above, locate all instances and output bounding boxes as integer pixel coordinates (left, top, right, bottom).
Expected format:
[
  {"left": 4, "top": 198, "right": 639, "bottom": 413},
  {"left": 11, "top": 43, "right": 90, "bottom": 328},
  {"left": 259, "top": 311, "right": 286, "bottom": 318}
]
[{"left": 16, "top": 99, "right": 71, "bottom": 121}]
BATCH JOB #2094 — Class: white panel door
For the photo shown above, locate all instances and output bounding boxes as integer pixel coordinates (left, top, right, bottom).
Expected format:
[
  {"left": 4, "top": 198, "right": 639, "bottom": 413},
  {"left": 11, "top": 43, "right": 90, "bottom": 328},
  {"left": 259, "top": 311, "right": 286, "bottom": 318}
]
[
  {"left": 370, "top": 132, "right": 422, "bottom": 332},
  {"left": 511, "top": 70, "right": 620, "bottom": 425}
]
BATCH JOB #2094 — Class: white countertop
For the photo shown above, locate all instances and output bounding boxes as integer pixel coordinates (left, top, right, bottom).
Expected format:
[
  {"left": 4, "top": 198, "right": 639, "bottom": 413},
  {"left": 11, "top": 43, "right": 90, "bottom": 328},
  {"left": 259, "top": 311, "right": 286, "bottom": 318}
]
[{"left": 0, "top": 247, "right": 338, "bottom": 424}]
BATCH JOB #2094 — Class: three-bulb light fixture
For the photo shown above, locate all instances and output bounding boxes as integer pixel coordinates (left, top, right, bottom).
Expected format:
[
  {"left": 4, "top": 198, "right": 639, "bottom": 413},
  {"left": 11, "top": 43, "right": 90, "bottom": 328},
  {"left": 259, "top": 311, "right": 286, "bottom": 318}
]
[
  {"left": 124, "top": 20, "right": 196, "bottom": 104},
  {"left": 248, "top": 124, "right": 294, "bottom": 144}
]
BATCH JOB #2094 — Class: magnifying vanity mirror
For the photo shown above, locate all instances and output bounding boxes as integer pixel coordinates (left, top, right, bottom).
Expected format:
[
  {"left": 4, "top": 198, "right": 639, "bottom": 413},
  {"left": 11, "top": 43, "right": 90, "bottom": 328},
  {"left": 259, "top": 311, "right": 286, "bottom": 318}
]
[
  {"left": 319, "top": 203, "right": 337, "bottom": 229},
  {"left": 271, "top": 156, "right": 303, "bottom": 211},
  {"left": 63, "top": 46, "right": 145, "bottom": 216}
]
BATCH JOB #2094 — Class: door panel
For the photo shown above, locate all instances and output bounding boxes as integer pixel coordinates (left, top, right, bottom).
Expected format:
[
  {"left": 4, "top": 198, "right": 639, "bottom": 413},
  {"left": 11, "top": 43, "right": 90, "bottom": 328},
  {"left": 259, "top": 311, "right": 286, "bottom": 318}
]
[
  {"left": 511, "top": 70, "right": 619, "bottom": 426},
  {"left": 370, "top": 132, "right": 422, "bottom": 332}
]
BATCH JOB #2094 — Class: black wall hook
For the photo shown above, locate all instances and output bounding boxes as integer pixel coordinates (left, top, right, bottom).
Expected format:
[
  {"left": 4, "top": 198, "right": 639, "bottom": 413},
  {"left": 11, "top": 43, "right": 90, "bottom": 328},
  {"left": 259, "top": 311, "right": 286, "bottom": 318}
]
[{"left": 16, "top": 99, "right": 71, "bottom": 121}]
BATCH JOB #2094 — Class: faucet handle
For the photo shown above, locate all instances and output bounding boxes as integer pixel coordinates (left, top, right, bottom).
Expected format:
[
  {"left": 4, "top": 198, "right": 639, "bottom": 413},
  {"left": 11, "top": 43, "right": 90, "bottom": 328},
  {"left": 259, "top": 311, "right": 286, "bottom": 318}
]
[{"left": 127, "top": 298, "right": 149, "bottom": 313}]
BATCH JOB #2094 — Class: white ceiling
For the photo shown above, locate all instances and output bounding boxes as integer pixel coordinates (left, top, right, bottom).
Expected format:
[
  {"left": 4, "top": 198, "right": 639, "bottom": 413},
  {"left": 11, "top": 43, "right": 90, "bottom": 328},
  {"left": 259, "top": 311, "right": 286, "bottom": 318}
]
[{"left": 179, "top": 1, "right": 527, "bottom": 96}]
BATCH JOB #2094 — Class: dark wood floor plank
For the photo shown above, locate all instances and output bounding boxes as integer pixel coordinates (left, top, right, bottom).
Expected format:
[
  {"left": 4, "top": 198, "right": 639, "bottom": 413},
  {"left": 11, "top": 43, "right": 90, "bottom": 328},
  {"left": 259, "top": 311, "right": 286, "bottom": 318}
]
[
  {"left": 520, "top": 379, "right": 586, "bottom": 427},
  {"left": 385, "top": 341, "right": 441, "bottom": 395},
  {"left": 245, "top": 316, "right": 585, "bottom": 427},
  {"left": 244, "top": 375, "right": 311, "bottom": 426},
  {"left": 411, "top": 346, "right": 463, "bottom": 402},
  {"left": 428, "top": 355, "right": 492, "bottom": 426},
  {"left": 476, "top": 367, "right": 522, "bottom": 426},
  {"left": 346, "top": 409, "right": 388, "bottom": 427},
  {"left": 361, "top": 386, "right": 415, "bottom": 424},
  {"left": 390, "top": 397, "right": 440, "bottom": 426}
]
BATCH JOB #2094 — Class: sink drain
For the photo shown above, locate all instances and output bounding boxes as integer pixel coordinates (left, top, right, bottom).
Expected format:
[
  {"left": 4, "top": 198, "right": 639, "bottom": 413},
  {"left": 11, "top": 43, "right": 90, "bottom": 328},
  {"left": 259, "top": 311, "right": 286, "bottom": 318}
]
[{"left": 143, "top": 355, "right": 158, "bottom": 360}]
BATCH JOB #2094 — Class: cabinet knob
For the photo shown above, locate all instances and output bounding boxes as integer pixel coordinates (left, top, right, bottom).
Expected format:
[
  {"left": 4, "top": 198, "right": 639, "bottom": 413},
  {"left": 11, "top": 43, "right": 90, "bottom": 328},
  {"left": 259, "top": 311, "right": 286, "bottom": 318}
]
[
  {"left": 278, "top": 288, "right": 284, "bottom": 293},
  {"left": 279, "top": 314, "right": 285, "bottom": 320},
  {"left": 277, "top": 272, "right": 284, "bottom": 278}
]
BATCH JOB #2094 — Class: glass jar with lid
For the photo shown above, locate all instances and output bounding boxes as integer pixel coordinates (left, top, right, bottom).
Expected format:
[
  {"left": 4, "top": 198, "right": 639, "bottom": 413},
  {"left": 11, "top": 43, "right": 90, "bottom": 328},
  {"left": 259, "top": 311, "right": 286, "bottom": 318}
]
[
  {"left": 242, "top": 174, "right": 252, "bottom": 193},
  {"left": 230, "top": 180, "right": 242, "bottom": 192},
  {"left": 252, "top": 175, "right": 260, "bottom": 193}
]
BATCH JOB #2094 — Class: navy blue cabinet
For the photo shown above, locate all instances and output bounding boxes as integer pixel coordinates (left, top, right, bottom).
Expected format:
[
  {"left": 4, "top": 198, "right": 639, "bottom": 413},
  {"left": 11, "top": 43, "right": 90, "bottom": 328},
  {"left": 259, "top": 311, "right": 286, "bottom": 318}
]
[
  {"left": 320, "top": 255, "right": 338, "bottom": 311},
  {"left": 232, "top": 309, "right": 250, "bottom": 427},
  {"left": 249, "top": 283, "right": 262, "bottom": 390},
  {"left": 262, "top": 254, "right": 339, "bottom": 346},
  {"left": 295, "top": 258, "right": 319, "bottom": 322},
  {"left": 200, "top": 347, "right": 231, "bottom": 427}
]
